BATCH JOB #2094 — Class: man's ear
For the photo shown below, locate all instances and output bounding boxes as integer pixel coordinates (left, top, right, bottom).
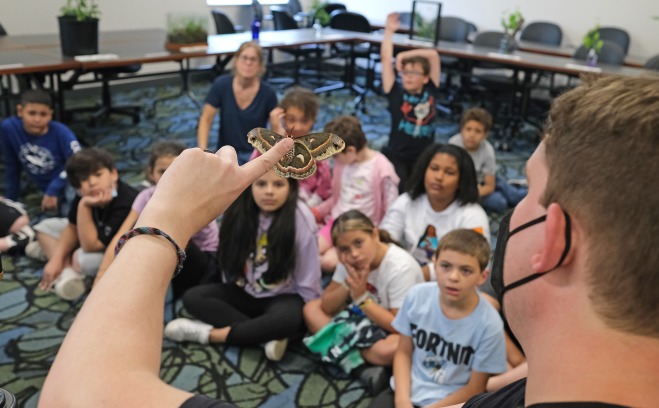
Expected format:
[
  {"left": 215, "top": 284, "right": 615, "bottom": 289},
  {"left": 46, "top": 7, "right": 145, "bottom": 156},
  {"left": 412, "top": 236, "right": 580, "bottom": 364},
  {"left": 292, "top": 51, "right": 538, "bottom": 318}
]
[
  {"left": 531, "top": 203, "right": 573, "bottom": 272},
  {"left": 111, "top": 168, "right": 119, "bottom": 184},
  {"left": 16, "top": 104, "right": 24, "bottom": 117}
]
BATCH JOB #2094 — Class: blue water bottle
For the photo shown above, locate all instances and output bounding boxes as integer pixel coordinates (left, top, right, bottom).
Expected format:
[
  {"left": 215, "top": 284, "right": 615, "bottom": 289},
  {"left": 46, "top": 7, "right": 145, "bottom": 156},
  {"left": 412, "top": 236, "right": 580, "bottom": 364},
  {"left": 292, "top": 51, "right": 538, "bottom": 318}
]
[{"left": 251, "top": 16, "right": 261, "bottom": 40}]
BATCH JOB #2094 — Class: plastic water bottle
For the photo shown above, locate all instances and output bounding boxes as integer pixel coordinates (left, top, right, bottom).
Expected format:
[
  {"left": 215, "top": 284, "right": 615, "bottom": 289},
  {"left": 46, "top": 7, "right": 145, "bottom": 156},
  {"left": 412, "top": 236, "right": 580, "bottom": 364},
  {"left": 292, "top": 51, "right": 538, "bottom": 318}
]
[
  {"left": 313, "top": 22, "right": 322, "bottom": 38},
  {"left": 251, "top": 17, "right": 261, "bottom": 40}
]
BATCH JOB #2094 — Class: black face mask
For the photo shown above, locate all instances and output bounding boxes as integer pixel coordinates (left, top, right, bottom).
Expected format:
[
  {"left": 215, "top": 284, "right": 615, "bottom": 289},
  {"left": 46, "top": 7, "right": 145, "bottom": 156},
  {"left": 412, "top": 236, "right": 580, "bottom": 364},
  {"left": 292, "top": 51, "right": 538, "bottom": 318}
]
[{"left": 491, "top": 208, "right": 572, "bottom": 307}]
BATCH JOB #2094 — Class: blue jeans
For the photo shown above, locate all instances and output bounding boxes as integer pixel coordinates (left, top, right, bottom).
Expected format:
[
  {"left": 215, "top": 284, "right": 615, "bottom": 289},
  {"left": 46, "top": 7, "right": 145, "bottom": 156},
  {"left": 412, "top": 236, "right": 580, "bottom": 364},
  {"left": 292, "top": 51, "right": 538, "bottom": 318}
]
[{"left": 482, "top": 175, "right": 528, "bottom": 214}]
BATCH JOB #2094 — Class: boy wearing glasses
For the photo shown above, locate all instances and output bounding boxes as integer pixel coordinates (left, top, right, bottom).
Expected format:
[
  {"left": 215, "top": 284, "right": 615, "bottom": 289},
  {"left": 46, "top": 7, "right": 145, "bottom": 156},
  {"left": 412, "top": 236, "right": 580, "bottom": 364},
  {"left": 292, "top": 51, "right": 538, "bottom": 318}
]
[{"left": 381, "top": 12, "right": 441, "bottom": 192}]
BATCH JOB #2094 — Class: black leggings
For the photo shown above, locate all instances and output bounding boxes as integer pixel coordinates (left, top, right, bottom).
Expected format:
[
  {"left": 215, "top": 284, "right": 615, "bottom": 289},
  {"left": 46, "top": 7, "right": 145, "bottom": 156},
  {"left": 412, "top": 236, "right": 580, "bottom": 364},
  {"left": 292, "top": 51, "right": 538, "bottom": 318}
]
[
  {"left": 368, "top": 388, "right": 420, "bottom": 408},
  {"left": 182, "top": 283, "right": 306, "bottom": 346}
]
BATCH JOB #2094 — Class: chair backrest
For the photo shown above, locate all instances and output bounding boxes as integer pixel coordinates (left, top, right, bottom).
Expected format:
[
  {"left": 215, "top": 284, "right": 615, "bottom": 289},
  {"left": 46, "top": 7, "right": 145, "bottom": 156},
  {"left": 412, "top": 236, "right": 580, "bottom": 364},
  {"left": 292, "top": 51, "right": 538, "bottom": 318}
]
[
  {"left": 329, "top": 10, "right": 371, "bottom": 33},
  {"left": 473, "top": 31, "right": 507, "bottom": 49},
  {"left": 598, "top": 26, "right": 630, "bottom": 54},
  {"left": 211, "top": 10, "right": 236, "bottom": 35},
  {"left": 520, "top": 21, "right": 562, "bottom": 46},
  {"left": 271, "top": 6, "right": 298, "bottom": 30},
  {"left": 439, "top": 16, "right": 469, "bottom": 42},
  {"left": 574, "top": 40, "right": 626, "bottom": 66},
  {"left": 324, "top": 3, "right": 347, "bottom": 15},
  {"left": 645, "top": 54, "right": 659, "bottom": 71},
  {"left": 287, "top": 0, "right": 303, "bottom": 16},
  {"left": 466, "top": 21, "right": 478, "bottom": 35},
  {"left": 0, "top": 23, "right": 7, "bottom": 36}
]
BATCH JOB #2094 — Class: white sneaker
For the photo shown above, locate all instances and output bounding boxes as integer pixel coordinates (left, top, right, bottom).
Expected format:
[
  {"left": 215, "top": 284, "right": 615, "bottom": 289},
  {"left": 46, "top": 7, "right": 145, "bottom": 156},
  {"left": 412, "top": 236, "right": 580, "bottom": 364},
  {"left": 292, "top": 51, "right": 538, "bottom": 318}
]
[
  {"left": 164, "top": 318, "right": 212, "bottom": 344},
  {"left": 25, "top": 240, "right": 47, "bottom": 262},
  {"left": 264, "top": 338, "right": 288, "bottom": 362},
  {"left": 52, "top": 267, "right": 86, "bottom": 300}
]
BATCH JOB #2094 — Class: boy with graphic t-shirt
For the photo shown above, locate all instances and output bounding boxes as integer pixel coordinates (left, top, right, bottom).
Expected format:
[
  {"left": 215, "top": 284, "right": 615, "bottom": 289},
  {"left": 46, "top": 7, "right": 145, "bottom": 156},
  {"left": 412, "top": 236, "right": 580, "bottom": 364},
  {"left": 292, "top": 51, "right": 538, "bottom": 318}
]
[
  {"left": 0, "top": 89, "right": 80, "bottom": 213},
  {"left": 369, "top": 229, "right": 506, "bottom": 408},
  {"left": 380, "top": 12, "right": 441, "bottom": 192}
]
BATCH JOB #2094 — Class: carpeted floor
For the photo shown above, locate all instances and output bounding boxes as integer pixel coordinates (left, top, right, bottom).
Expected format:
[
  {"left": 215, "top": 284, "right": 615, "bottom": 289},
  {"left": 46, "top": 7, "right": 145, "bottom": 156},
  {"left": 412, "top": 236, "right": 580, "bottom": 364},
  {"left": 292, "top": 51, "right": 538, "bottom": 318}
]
[{"left": 0, "top": 72, "right": 537, "bottom": 407}]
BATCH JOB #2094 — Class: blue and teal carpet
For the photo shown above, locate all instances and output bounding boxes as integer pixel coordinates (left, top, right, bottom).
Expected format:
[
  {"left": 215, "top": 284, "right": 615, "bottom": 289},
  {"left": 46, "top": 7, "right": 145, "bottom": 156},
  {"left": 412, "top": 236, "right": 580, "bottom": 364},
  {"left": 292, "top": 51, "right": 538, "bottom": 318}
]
[{"left": 0, "top": 75, "right": 537, "bottom": 407}]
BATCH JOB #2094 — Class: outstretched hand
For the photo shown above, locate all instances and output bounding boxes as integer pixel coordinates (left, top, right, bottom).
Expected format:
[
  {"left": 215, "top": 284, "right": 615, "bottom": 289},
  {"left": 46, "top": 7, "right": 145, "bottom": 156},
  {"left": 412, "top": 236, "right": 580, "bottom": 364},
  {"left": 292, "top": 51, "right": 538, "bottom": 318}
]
[
  {"left": 136, "top": 140, "right": 294, "bottom": 247},
  {"left": 385, "top": 12, "right": 400, "bottom": 33}
]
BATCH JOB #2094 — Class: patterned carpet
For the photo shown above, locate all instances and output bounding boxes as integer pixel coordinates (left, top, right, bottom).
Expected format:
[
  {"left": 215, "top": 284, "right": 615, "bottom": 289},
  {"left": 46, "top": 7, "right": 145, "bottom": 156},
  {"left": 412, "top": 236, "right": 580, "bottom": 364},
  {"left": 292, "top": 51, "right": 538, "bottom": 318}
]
[{"left": 0, "top": 72, "right": 537, "bottom": 407}]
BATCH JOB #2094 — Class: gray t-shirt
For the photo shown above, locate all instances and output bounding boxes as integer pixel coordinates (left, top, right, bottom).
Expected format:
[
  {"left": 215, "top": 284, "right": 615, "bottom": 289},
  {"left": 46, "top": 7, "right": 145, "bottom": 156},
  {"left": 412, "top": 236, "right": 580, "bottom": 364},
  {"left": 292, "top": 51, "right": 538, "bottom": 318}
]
[{"left": 448, "top": 134, "right": 496, "bottom": 185}]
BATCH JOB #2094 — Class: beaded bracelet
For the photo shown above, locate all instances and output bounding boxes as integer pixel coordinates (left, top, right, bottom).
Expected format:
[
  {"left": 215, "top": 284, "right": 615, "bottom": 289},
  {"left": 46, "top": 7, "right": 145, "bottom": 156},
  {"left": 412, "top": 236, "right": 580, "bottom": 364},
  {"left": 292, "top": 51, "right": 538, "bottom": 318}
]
[{"left": 115, "top": 227, "right": 186, "bottom": 278}]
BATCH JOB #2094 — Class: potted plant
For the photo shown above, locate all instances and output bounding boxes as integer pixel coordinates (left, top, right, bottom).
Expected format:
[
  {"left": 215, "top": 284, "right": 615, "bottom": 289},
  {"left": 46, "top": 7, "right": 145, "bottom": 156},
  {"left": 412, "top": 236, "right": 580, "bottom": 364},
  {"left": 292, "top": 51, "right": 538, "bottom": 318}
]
[
  {"left": 499, "top": 9, "right": 524, "bottom": 53},
  {"left": 583, "top": 26, "right": 604, "bottom": 66},
  {"left": 310, "top": 0, "right": 330, "bottom": 27},
  {"left": 58, "top": 0, "right": 100, "bottom": 57},
  {"left": 165, "top": 13, "right": 209, "bottom": 51}
]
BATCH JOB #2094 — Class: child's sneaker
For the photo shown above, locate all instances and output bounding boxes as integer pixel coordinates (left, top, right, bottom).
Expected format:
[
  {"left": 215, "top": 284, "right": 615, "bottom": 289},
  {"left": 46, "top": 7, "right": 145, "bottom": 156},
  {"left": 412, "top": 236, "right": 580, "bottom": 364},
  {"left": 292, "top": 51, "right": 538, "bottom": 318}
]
[
  {"left": 52, "top": 267, "right": 86, "bottom": 301},
  {"left": 5, "top": 225, "right": 36, "bottom": 256},
  {"left": 25, "top": 240, "right": 47, "bottom": 262},
  {"left": 164, "top": 318, "right": 212, "bottom": 344},
  {"left": 263, "top": 338, "right": 288, "bottom": 361}
]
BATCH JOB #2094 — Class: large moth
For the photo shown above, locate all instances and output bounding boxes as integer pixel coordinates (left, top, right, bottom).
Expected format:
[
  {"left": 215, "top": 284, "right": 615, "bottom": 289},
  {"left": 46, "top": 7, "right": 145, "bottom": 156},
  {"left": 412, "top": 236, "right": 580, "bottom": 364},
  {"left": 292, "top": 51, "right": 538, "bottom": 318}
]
[{"left": 247, "top": 127, "right": 345, "bottom": 180}]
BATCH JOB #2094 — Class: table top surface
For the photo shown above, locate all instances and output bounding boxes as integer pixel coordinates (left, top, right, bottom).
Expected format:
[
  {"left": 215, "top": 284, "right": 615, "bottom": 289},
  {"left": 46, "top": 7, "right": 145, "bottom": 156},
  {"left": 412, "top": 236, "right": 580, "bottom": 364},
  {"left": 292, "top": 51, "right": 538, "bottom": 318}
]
[{"left": 1, "top": 28, "right": 654, "bottom": 78}]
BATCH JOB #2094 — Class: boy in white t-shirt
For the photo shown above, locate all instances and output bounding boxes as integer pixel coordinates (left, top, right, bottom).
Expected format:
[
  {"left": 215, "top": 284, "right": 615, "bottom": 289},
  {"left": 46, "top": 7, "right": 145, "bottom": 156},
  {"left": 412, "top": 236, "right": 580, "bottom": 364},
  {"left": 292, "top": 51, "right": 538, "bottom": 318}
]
[{"left": 369, "top": 229, "right": 506, "bottom": 408}]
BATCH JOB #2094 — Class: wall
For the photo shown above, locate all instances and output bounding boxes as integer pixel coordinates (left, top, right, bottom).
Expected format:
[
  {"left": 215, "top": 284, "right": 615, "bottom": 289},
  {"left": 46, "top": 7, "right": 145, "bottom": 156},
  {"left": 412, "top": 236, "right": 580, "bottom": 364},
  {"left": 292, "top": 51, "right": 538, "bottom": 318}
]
[
  {"left": 342, "top": 0, "right": 658, "bottom": 58},
  {"left": 3, "top": 0, "right": 656, "bottom": 58}
]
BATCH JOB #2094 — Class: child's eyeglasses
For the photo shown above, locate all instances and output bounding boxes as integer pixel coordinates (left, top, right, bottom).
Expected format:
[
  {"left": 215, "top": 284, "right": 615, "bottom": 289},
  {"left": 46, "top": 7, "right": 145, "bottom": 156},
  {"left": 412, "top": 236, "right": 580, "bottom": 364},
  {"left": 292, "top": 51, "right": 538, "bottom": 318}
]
[
  {"left": 399, "top": 70, "right": 424, "bottom": 77},
  {"left": 238, "top": 55, "right": 260, "bottom": 63}
]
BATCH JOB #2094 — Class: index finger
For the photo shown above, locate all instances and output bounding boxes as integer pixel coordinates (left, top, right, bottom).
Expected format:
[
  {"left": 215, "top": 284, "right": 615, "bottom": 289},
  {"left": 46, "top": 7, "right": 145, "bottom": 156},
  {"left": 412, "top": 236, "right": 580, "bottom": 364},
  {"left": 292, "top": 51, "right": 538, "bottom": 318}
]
[{"left": 240, "top": 138, "right": 294, "bottom": 183}]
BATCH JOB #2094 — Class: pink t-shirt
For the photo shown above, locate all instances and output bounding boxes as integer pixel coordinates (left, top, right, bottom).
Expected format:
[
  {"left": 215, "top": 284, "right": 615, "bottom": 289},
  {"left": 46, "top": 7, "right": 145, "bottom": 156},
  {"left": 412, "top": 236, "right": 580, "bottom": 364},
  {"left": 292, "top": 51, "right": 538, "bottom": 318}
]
[{"left": 132, "top": 186, "right": 219, "bottom": 252}]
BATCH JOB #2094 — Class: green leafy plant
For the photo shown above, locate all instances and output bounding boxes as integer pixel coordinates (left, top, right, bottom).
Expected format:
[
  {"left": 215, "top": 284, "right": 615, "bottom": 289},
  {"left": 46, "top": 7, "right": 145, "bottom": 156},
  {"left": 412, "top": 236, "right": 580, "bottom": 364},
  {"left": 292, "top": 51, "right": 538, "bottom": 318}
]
[
  {"left": 167, "top": 15, "right": 208, "bottom": 44},
  {"left": 583, "top": 26, "right": 604, "bottom": 54},
  {"left": 310, "top": 0, "right": 330, "bottom": 27},
  {"left": 60, "top": 0, "right": 100, "bottom": 21},
  {"left": 501, "top": 9, "right": 524, "bottom": 37}
]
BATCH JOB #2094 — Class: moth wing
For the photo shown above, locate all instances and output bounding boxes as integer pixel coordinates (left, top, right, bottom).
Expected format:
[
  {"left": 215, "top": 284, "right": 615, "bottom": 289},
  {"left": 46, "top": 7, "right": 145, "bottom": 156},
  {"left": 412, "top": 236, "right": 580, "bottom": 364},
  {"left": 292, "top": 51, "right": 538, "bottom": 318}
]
[
  {"left": 247, "top": 128, "right": 284, "bottom": 154},
  {"left": 298, "top": 132, "right": 346, "bottom": 160},
  {"left": 275, "top": 140, "right": 317, "bottom": 180}
]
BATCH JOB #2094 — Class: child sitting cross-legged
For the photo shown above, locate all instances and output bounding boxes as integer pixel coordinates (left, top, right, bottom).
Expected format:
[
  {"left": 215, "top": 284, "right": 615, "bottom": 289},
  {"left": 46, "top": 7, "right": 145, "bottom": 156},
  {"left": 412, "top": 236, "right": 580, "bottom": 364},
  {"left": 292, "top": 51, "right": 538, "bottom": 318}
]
[
  {"left": 448, "top": 107, "right": 527, "bottom": 214},
  {"left": 369, "top": 229, "right": 507, "bottom": 408},
  {"left": 312, "top": 115, "right": 399, "bottom": 273},
  {"left": 303, "top": 210, "right": 424, "bottom": 395}
]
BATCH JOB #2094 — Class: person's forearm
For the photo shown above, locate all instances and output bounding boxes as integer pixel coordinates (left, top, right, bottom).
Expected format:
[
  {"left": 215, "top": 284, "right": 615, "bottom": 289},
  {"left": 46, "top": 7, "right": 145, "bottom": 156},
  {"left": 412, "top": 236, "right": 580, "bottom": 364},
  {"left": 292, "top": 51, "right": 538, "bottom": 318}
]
[
  {"left": 40, "top": 234, "right": 191, "bottom": 407},
  {"left": 320, "top": 284, "right": 350, "bottom": 316},
  {"left": 393, "top": 337, "right": 414, "bottom": 407},
  {"left": 52, "top": 224, "right": 79, "bottom": 262},
  {"left": 197, "top": 123, "right": 211, "bottom": 150},
  {"left": 360, "top": 302, "right": 397, "bottom": 332},
  {"left": 76, "top": 205, "right": 104, "bottom": 252}
]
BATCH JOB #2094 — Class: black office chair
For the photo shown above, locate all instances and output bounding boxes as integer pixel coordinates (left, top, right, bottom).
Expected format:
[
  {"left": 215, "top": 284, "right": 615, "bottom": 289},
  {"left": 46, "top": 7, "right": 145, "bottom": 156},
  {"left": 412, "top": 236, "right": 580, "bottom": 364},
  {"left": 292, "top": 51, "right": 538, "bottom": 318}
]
[
  {"left": 433, "top": 16, "right": 470, "bottom": 117},
  {"left": 0, "top": 22, "right": 6, "bottom": 36},
  {"left": 645, "top": 54, "right": 659, "bottom": 71},
  {"left": 520, "top": 21, "right": 562, "bottom": 46},
  {"left": 323, "top": 3, "right": 347, "bottom": 15},
  {"left": 466, "top": 21, "right": 478, "bottom": 42},
  {"left": 574, "top": 41, "right": 626, "bottom": 66},
  {"left": 269, "top": 6, "right": 324, "bottom": 85},
  {"left": 598, "top": 27, "right": 630, "bottom": 55},
  {"left": 471, "top": 31, "right": 524, "bottom": 148},
  {"left": 322, "top": 10, "right": 378, "bottom": 111},
  {"left": 211, "top": 10, "right": 241, "bottom": 75},
  {"left": 520, "top": 22, "right": 563, "bottom": 91},
  {"left": 212, "top": 10, "right": 238, "bottom": 34}
]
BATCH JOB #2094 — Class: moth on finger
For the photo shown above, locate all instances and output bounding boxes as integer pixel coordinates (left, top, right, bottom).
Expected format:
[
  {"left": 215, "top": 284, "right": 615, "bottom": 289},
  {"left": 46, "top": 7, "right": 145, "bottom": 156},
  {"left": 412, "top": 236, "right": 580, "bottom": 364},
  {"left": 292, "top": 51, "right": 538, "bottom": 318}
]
[{"left": 248, "top": 127, "right": 345, "bottom": 180}]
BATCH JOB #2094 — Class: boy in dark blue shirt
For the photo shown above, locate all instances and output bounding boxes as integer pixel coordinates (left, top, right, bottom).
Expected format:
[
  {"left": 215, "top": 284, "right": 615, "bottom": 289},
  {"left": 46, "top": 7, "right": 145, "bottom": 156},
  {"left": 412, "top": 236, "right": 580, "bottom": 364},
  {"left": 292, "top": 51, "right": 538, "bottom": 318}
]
[{"left": 0, "top": 89, "right": 80, "bottom": 213}]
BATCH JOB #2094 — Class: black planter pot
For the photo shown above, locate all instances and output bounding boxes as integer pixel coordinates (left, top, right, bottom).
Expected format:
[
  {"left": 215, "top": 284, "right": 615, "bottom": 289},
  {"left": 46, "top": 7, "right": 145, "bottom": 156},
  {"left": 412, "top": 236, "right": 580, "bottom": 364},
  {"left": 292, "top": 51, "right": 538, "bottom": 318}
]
[{"left": 58, "top": 16, "right": 99, "bottom": 57}]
